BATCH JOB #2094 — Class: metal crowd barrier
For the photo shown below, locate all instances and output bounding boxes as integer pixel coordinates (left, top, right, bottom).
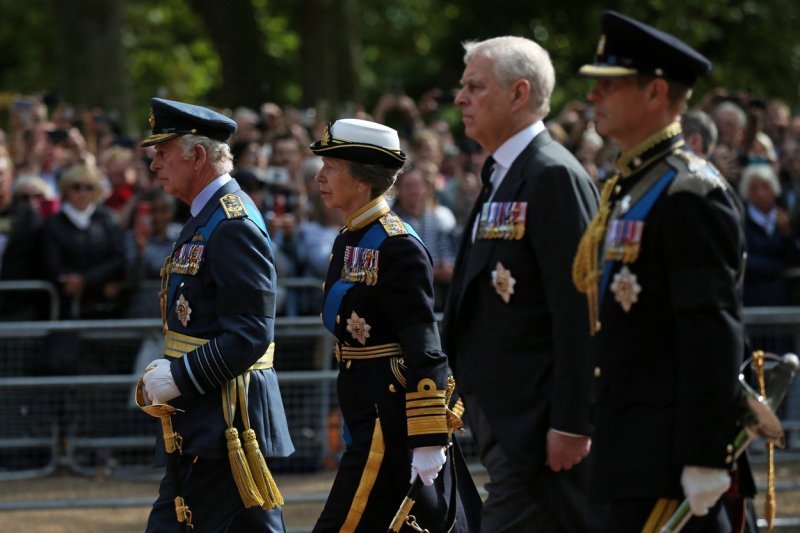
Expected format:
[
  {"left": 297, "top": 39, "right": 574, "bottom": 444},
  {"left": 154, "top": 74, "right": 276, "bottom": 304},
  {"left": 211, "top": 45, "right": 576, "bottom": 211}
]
[
  {"left": 0, "top": 280, "right": 60, "bottom": 320},
  {"left": 0, "top": 306, "right": 798, "bottom": 527}
]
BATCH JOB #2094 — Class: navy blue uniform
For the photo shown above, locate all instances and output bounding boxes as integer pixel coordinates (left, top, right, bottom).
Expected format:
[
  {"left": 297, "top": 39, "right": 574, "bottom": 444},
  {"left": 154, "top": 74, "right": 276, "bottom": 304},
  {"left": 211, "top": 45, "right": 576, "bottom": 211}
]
[
  {"left": 146, "top": 179, "right": 293, "bottom": 532},
  {"left": 582, "top": 126, "right": 754, "bottom": 531},
  {"left": 314, "top": 196, "right": 476, "bottom": 533}
]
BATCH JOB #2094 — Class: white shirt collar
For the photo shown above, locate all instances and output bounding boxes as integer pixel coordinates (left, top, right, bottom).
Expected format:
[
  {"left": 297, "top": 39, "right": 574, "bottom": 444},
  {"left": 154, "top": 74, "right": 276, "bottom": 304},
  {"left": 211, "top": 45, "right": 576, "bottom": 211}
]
[
  {"left": 491, "top": 121, "right": 546, "bottom": 173},
  {"left": 191, "top": 174, "right": 232, "bottom": 217}
]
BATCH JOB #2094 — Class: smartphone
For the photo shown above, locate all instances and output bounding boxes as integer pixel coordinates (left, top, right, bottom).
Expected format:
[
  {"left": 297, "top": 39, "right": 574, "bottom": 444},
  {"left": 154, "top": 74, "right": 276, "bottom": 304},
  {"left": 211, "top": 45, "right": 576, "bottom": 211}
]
[{"left": 12, "top": 98, "right": 36, "bottom": 127}]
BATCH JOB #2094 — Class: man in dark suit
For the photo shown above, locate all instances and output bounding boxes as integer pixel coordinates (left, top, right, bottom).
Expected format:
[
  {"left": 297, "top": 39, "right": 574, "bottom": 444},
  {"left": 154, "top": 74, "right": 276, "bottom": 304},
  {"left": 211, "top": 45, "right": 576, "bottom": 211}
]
[
  {"left": 441, "top": 36, "right": 603, "bottom": 532},
  {"left": 139, "top": 98, "right": 293, "bottom": 532},
  {"left": 573, "top": 11, "right": 754, "bottom": 531}
]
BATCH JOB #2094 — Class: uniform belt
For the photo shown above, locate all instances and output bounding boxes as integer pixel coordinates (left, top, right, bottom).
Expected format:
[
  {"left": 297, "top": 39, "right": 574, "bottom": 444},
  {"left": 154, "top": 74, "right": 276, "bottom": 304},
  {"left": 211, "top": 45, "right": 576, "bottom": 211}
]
[
  {"left": 163, "top": 331, "right": 274, "bottom": 370},
  {"left": 335, "top": 342, "right": 403, "bottom": 362}
]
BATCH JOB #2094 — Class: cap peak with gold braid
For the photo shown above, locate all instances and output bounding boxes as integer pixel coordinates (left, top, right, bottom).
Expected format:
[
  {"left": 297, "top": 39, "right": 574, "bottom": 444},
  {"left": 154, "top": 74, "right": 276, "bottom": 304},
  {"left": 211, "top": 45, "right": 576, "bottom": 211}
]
[
  {"left": 141, "top": 97, "right": 237, "bottom": 147},
  {"left": 579, "top": 10, "right": 711, "bottom": 86}
]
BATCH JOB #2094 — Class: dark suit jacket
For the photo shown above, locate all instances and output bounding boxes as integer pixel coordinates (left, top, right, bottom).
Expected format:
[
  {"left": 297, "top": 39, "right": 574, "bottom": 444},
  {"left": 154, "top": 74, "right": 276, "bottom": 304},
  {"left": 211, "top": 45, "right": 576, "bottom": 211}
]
[
  {"left": 442, "top": 130, "right": 599, "bottom": 474},
  {"left": 157, "top": 179, "right": 293, "bottom": 463}
]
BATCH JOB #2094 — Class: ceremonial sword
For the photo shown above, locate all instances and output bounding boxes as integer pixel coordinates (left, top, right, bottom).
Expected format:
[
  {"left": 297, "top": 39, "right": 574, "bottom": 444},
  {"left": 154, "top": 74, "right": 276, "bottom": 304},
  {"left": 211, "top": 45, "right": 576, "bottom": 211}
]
[
  {"left": 136, "top": 378, "right": 194, "bottom": 532},
  {"left": 659, "top": 351, "right": 799, "bottom": 533}
]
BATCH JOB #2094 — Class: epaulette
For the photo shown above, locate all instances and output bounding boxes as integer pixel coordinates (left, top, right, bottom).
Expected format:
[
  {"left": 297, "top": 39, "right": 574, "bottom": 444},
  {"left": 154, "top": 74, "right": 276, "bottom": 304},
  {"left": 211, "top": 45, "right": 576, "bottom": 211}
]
[
  {"left": 666, "top": 150, "right": 728, "bottom": 197},
  {"left": 379, "top": 212, "right": 408, "bottom": 236},
  {"left": 219, "top": 193, "right": 248, "bottom": 219}
]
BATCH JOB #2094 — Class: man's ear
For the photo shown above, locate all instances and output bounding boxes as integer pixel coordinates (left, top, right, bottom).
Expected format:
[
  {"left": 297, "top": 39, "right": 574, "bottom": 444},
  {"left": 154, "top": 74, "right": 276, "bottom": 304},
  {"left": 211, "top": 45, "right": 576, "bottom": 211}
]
[
  {"left": 648, "top": 77, "right": 670, "bottom": 104},
  {"left": 193, "top": 144, "right": 207, "bottom": 169},
  {"left": 510, "top": 79, "right": 531, "bottom": 112}
]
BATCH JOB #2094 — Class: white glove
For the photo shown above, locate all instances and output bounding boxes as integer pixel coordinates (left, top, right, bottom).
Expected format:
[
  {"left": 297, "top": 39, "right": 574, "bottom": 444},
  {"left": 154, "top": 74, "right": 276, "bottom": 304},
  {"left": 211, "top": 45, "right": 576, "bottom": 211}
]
[
  {"left": 680, "top": 466, "right": 731, "bottom": 516},
  {"left": 142, "top": 359, "right": 180, "bottom": 404},
  {"left": 410, "top": 446, "right": 447, "bottom": 486}
]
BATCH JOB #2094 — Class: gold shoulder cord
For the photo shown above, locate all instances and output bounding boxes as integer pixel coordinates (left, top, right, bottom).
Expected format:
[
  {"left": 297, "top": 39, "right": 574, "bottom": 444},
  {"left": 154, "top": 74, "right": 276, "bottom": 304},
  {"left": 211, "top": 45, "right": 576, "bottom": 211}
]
[
  {"left": 572, "top": 175, "right": 620, "bottom": 335},
  {"left": 159, "top": 255, "right": 172, "bottom": 333}
]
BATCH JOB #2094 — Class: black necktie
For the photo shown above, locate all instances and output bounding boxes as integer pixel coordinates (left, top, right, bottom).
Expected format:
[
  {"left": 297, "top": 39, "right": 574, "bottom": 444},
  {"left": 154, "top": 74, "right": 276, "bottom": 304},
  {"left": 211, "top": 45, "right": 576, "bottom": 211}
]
[
  {"left": 479, "top": 155, "right": 495, "bottom": 202},
  {"left": 465, "top": 155, "right": 495, "bottom": 243}
]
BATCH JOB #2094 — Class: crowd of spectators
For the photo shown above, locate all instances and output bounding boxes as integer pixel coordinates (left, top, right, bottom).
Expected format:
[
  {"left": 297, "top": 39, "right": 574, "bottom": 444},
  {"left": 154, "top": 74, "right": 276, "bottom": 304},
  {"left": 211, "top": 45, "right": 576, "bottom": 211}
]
[
  {"left": 3, "top": 86, "right": 800, "bottom": 445},
  {"left": 3, "top": 87, "right": 800, "bottom": 322}
]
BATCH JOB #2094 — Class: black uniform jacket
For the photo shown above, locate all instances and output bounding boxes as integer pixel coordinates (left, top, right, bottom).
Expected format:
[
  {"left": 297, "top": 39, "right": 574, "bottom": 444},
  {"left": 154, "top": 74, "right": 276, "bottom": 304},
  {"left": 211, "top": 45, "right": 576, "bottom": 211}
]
[
  {"left": 157, "top": 178, "right": 293, "bottom": 463},
  {"left": 323, "top": 195, "right": 451, "bottom": 450},
  {"left": 590, "top": 126, "right": 747, "bottom": 500},
  {"left": 442, "top": 130, "right": 599, "bottom": 475}
]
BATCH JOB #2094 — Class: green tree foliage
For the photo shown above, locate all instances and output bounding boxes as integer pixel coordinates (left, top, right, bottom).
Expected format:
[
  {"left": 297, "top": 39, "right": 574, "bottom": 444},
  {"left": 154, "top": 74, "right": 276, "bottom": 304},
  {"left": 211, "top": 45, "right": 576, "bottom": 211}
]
[{"left": 0, "top": 0, "right": 799, "bottom": 134}]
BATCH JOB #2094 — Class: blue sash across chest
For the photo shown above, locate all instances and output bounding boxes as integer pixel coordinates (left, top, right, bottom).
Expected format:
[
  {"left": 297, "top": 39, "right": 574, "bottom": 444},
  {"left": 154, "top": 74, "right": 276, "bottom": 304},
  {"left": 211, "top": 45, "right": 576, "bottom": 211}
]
[
  {"left": 167, "top": 193, "right": 268, "bottom": 310},
  {"left": 322, "top": 221, "right": 421, "bottom": 335},
  {"left": 599, "top": 169, "right": 677, "bottom": 304}
]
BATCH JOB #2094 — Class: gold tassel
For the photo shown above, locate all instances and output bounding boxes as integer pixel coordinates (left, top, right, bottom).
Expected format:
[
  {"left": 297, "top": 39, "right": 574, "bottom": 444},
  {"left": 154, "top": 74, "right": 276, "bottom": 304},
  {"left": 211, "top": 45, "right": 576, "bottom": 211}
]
[
  {"left": 572, "top": 174, "right": 620, "bottom": 335},
  {"left": 242, "top": 428, "right": 284, "bottom": 509},
  {"left": 226, "top": 427, "right": 265, "bottom": 508}
]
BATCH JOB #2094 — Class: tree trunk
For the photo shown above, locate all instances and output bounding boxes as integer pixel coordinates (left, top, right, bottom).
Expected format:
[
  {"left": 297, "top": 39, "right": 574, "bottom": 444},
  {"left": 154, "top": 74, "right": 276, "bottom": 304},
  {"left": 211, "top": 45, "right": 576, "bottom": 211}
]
[
  {"left": 49, "top": 0, "right": 130, "bottom": 131},
  {"left": 296, "top": 0, "right": 361, "bottom": 119},
  {"left": 186, "top": 0, "right": 274, "bottom": 109}
]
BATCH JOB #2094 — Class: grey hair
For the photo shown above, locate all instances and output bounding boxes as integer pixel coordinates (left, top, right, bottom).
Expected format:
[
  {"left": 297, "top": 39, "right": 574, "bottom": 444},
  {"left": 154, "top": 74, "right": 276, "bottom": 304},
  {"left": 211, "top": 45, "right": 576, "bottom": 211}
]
[
  {"left": 349, "top": 160, "right": 402, "bottom": 199},
  {"left": 177, "top": 135, "right": 234, "bottom": 175},
  {"left": 463, "top": 36, "right": 555, "bottom": 119},
  {"left": 712, "top": 101, "right": 747, "bottom": 129},
  {"left": 739, "top": 163, "right": 780, "bottom": 198},
  {"left": 681, "top": 109, "right": 719, "bottom": 158}
]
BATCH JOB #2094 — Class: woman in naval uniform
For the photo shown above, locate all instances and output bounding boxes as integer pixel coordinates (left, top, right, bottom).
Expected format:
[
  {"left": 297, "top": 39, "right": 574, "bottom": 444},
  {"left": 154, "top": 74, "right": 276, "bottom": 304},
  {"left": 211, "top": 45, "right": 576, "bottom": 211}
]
[{"left": 309, "top": 118, "right": 476, "bottom": 533}]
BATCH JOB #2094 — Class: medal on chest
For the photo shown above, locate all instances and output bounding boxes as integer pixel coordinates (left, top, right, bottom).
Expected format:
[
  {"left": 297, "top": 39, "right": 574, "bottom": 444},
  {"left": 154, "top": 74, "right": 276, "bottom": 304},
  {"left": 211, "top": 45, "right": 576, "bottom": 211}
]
[
  {"left": 491, "top": 261, "right": 516, "bottom": 303},
  {"left": 610, "top": 266, "right": 641, "bottom": 312},
  {"left": 175, "top": 294, "right": 192, "bottom": 326},
  {"left": 603, "top": 218, "right": 644, "bottom": 264},
  {"left": 346, "top": 311, "right": 371, "bottom": 345},
  {"left": 478, "top": 201, "right": 527, "bottom": 240},
  {"left": 170, "top": 238, "right": 206, "bottom": 276},
  {"left": 341, "top": 245, "right": 380, "bottom": 285}
]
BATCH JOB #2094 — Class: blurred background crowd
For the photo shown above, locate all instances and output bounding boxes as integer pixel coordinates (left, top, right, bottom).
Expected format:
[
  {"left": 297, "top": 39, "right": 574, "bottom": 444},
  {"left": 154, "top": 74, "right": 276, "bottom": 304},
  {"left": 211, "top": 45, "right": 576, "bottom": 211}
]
[{"left": 3, "top": 87, "right": 800, "bottom": 326}]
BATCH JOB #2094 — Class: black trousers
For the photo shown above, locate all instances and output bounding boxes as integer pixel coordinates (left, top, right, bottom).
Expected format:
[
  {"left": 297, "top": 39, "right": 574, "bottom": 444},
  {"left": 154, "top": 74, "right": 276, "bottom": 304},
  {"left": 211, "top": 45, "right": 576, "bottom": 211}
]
[
  {"left": 146, "top": 454, "right": 286, "bottom": 533},
  {"left": 464, "top": 395, "right": 605, "bottom": 533}
]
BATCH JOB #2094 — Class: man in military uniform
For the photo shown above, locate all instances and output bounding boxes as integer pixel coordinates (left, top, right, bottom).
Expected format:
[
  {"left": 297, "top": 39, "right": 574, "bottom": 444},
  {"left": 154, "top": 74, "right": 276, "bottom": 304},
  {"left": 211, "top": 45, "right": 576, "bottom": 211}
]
[
  {"left": 572, "top": 12, "right": 754, "bottom": 531},
  {"left": 140, "top": 98, "right": 293, "bottom": 532}
]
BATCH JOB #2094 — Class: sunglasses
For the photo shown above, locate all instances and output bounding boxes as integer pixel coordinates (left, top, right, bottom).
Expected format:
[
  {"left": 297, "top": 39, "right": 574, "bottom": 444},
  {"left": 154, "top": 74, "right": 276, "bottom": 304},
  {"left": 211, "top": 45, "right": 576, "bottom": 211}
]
[
  {"left": 70, "top": 183, "right": 95, "bottom": 192},
  {"left": 18, "top": 192, "right": 45, "bottom": 200}
]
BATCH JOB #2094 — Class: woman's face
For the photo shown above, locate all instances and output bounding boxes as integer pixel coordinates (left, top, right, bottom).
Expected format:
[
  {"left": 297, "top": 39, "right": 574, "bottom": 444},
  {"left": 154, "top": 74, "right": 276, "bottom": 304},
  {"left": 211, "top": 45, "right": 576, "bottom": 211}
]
[
  {"left": 747, "top": 176, "right": 776, "bottom": 213},
  {"left": 395, "top": 170, "right": 428, "bottom": 214},
  {"left": 65, "top": 179, "right": 97, "bottom": 211},
  {"left": 314, "top": 157, "right": 370, "bottom": 215}
]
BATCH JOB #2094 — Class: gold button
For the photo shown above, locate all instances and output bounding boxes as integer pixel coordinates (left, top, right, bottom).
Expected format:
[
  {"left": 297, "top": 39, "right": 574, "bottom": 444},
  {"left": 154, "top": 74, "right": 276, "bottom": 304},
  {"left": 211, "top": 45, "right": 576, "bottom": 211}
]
[
  {"left": 346, "top": 360, "right": 352, "bottom": 369},
  {"left": 389, "top": 384, "right": 396, "bottom": 393},
  {"left": 726, "top": 444, "right": 734, "bottom": 453},
  {"left": 725, "top": 455, "right": 733, "bottom": 464},
  {"left": 594, "top": 367, "right": 601, "bottom": 378},
  {"left": 336, "top": 314, "right": 341, "bottom": 324},
  {"left": 322, "top": 281, "right": 326, "bottom": 291}
]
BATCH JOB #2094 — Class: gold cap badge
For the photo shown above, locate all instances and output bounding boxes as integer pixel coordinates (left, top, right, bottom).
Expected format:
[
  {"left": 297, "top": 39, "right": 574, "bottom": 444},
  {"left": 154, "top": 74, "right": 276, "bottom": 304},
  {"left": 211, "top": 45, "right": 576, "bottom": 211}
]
[
  {"left": 596, "top": 34, "right": 606, "bottom": 56},
  {"left": 321, "top": 123, "right": 332, "bottom": 146}
]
